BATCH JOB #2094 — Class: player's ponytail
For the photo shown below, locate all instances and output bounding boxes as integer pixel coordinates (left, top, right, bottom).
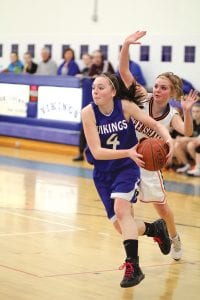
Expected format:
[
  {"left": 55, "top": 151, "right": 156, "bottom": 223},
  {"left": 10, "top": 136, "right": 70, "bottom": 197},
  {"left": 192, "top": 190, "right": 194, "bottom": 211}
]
[{"left": 100, "top": 72, "right": 144, "bottom": 107}]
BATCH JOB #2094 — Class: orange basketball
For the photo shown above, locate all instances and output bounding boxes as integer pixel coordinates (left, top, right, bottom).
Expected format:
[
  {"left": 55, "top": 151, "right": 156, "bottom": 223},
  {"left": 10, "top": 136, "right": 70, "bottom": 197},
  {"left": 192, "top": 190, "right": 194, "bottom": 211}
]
[{"left": 137, "top": 138, "right": 169, "bottom": 171}]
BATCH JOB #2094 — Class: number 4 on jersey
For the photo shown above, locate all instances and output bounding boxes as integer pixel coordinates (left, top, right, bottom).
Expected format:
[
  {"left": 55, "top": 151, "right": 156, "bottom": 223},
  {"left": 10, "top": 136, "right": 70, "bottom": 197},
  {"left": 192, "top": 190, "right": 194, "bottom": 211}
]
[{"left": 106, "top": 133, "right": 120, "bottom": 150}]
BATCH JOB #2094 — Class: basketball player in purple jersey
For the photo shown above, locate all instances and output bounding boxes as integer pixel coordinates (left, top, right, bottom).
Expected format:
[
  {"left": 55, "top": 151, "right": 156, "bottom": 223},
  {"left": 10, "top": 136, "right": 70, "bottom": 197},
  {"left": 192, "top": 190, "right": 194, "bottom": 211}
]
[
  {"left": 82, "top": 72, "right": 173, "bottom": 288},
  {"left": 119, "top": 31, "right": 199, "bottom": 261}
]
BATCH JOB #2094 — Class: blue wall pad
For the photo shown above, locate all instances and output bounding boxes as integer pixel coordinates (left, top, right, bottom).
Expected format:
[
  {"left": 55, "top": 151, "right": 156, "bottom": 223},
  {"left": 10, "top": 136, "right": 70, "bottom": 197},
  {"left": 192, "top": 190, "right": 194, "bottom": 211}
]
[{"left": 0, "top": 75, "right": 93, "bottom": 145}]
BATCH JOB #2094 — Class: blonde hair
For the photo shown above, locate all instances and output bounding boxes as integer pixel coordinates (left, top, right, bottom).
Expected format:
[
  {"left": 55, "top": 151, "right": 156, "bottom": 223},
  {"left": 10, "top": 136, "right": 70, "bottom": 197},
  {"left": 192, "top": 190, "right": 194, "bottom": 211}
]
[{"left": 157, "top": 72, "right": 183, "bottom": 100}]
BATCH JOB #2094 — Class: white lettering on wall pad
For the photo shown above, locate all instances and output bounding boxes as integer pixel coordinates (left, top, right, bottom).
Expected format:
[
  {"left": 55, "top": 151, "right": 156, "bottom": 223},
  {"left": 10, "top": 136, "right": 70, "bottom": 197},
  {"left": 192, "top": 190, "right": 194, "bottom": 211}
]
[
  {"left": 37, "top": 86, "right": 82, "bottom": 122},
  {"left": 0, "top": 83, "right": 29, "bottom": 117}
]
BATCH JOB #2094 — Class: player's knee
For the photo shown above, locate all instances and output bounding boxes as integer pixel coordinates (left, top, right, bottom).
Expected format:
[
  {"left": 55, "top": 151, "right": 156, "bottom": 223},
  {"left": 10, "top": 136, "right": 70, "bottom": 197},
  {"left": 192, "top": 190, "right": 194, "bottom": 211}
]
[
  {"left": 114, "top": 199, "right": 130, "bottom": 221},
  {"left": 113, "top": 220, "right": 122, "bottom": 234},
  {"left": 114, "top": 207, "right": 125, "bottom": 221}
]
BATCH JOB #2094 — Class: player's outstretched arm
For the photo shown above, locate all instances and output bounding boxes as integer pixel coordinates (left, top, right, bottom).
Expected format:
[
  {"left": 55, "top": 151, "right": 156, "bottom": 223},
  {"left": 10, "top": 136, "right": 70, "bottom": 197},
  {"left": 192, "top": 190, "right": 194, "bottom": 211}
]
[
  {"left": 119, "top": 31, "right": 146, "bottom": 88},
  {"left": 171, "top": 90, "right": 199, "bottom": 136}
]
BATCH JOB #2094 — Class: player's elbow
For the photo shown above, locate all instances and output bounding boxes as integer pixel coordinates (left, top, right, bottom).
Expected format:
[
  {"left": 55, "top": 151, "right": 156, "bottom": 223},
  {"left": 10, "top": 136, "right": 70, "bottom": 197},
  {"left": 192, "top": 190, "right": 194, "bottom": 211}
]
[
  {"left": 91, "top": 147, "right": 102, "bottom": 160},
  {"left": 184, "top": 130, "right": 193, "bottom": 137}
]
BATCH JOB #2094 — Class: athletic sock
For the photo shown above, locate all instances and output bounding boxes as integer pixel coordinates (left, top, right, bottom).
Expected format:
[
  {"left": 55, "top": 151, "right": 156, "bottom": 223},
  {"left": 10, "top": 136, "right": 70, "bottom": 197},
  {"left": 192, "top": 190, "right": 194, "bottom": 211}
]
[{"left": 123, "top": 239, "right": 138, "bottom": 260}]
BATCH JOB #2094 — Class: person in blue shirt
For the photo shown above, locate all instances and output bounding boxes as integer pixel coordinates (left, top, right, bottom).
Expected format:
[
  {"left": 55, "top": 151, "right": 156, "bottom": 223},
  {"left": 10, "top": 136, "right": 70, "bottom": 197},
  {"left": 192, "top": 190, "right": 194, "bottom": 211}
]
[
  {"left": 117, "top": 59, "right": 146, "bottom": 87},
  {"left": 82, "top": 72, "right": 173, "bottom": 288},
  {"left": 128, "top": 60, "right": 146, "bottom": 87},
  {"left": 182, "top": 78, "right": 195, "bottom": 95},
  {"left": 57, "top": 48, "right": 80, "bottom": 76},
  {"left": 2, "top": 52, "right": 23, "bottom": 74}
]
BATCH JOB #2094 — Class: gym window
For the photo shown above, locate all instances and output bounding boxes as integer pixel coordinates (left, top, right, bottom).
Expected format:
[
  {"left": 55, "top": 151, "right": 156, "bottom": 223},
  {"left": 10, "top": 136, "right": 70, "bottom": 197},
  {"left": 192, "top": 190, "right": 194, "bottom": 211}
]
[
  {"left": 161, "top": 46, "right": 172, "bottom": 62},
  {"left": 140, "top": 45, "right": 150, "bottom": 61},
  {"left": 184, "top": 46, "right": 195, "bottom": 63}
]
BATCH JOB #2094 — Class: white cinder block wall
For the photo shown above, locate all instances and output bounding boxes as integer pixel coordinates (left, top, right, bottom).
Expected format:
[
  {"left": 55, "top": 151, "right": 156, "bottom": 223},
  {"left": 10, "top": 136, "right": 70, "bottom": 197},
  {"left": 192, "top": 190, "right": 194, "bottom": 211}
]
[{"left": 0, "top": 0, "right": 200, "bottom": 89}]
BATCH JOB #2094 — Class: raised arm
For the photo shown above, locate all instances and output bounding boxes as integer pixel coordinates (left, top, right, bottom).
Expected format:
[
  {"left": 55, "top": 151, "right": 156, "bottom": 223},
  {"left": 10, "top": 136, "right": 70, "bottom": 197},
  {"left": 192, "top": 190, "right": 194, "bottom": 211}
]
[
  {"left": 119, "top": 31, "right": 146, "bottom": 88},
  {"left": 171, "top": 90, "right": 199, "bottom": 136}
]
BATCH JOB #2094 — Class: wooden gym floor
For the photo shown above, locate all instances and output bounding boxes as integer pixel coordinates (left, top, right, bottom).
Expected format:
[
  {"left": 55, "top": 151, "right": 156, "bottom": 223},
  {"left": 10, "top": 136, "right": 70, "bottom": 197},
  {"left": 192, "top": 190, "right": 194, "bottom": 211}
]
[{"left": 0, "top": 137, "right": 199, "bottom": 300}]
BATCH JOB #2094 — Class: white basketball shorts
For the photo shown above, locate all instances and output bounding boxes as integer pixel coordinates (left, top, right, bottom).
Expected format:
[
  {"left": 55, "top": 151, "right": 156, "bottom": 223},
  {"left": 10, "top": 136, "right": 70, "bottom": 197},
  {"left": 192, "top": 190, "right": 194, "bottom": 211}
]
[{"left": 139, "top": 168, "right": 166, "bottom": 204}]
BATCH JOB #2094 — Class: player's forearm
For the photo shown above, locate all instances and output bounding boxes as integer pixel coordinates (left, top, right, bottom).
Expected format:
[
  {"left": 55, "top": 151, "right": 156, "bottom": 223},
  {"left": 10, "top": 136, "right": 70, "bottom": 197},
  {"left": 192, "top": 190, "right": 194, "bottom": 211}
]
[
  {"left": 119, "top": 42, "right": 135, "bottom": 85},
  {"left": 91, "top": 147, "right": 130, "bottom": 160},
  {"left": 154, "top": 122, "right": 172, "bottom": 143},
  {"left": 183, "top": 110, "right": 193, "bottom": 136}
]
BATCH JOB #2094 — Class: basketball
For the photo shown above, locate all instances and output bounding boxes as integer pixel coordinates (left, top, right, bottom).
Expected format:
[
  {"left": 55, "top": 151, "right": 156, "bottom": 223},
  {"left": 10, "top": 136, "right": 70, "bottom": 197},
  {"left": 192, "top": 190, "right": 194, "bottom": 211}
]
[{"left": 137, "top": 138, "right": 169, "bottom": 171}]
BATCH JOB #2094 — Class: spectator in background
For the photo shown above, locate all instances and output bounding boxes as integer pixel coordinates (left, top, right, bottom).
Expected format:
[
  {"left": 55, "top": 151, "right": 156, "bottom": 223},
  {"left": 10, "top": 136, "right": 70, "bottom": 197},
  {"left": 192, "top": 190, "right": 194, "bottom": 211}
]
[
  {"left": 117, "top": 59, "right": 146, "bottom": 87},
  {"left": 169, "top": 79, "right": 197, "bottom": 136},
  {"left": 182, "top": 78, "right": 195, "bottom": 95},
  {"left": 77, "top": 53, "right": 92, "bottom": 77},
  {"left": 57, "top": 48, "right": 80, "bottom": 76},
  {"left": 1, "top": 52, "right": 23, "bottom": 74},
  {"left": 174, "top": 102, "right": 200, "bottom": 173},
  {"left": 23, "top": 52, "right": 37, "bottom": 74},
  {"left": 127, "top": 60, "right": 146, "bottom": 87},
  {"left": 187, "top": 145, "right": 200, "bottom": 177},
  {"left": 73, "top": 53, "right": 92, "bottom": 161},
  {"left": 88, "top": 50, "right": 115, "bottom": 77},
  {"left": 36, "top": 47, "right": 57, "bottom": 75},
  {"left": 73, "top": 51, "right": 114, "bottom": 161}
]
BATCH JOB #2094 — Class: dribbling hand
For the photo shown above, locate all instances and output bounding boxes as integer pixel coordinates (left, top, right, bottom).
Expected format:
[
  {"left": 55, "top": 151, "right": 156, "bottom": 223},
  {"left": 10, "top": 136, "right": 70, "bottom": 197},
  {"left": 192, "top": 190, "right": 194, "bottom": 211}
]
[{"left": 128, "top": 144, "right": 145, "bottom": 168}]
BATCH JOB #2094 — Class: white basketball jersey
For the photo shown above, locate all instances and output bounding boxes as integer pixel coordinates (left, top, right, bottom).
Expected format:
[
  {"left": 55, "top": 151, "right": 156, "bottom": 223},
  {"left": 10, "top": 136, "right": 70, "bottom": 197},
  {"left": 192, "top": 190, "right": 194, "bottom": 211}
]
[{"left": 132, "top": 94, "right": 179, "bottom": 140}]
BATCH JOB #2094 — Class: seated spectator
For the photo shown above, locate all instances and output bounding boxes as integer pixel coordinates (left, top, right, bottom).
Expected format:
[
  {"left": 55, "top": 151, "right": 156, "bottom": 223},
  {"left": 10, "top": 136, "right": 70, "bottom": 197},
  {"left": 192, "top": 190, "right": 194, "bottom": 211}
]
[
  {"left": 174, "top": 102, "right": 200, "bottom": 173},
  {"left": 36, "top": 47, "right": 57, "bottom": 75},
  {"left": 1, "top": 52, "right": 23, "bottom": 74},
  {"left": 23, "top": 52, "right": 38, "bottom": 74},
  {"left": 187, "top": 145, "right": 200, "bottom": 177},
  {"left": 88, "top": 50, "right": 115, "bottom": 77},
  {"left": 73, "top": 53, "right": 92, "bottom": 161},
  {"left": 76, "top": 53, "right": 92, "bottom": 77},
  {"left": 57, "top": 48, "right": 80, "bottom": 76}
]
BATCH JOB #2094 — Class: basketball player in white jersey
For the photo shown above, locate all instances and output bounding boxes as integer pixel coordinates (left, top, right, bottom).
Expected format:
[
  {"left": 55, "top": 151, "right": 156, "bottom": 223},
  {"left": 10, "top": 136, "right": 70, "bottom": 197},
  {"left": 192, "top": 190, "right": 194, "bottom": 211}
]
[{"left": 119, "top": 31, "right": 199, "bottom": 261}]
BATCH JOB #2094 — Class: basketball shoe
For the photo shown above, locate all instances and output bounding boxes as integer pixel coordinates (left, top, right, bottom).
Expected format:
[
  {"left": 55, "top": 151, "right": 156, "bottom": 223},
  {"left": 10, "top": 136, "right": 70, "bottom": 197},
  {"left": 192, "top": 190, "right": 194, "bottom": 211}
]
[
  {"left": 153, "top": 219, "right": 171, "bottom": 255},
  {"left": 170, "top": 234, "right": 182, "bottom": 260},
  {"left": 176, "top": 164, "right": 191, "bottom": 173},
  {"left": 120, "top": 257, "right": 145, "bottom": 288},
  {"left": 187, "top": 166, "right": 200, "bottom": 177}
]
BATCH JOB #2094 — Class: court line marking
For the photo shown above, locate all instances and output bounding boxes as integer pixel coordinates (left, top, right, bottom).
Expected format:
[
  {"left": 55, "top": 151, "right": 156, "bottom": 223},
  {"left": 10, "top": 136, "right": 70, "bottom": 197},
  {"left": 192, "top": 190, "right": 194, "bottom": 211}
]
[
  {"left": 41, "top": 260, "right": 200, "bottom": 278},
  {"left": 98, "top": 232, "right": 110, "bottom": 236},
  {"left": 1, "top": 210, "right": 85, "bottom": 231},
  {"left": 0, "top": 259, "right": 199, "bottom": 279},
  {"left": 0, "top": 264, "right": 40, "bottom": 278}
]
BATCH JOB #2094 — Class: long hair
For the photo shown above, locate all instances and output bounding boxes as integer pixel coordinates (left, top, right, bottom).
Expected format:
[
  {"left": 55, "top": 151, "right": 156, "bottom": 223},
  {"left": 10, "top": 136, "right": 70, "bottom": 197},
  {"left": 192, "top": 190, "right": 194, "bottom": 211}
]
[
  {"left": 157, "top": 72, "right": 183, "bottom": 100},
  {"left": 99, "top": 72, "right": 144, "bottom": 106},
  {"left": 63, "top": 47, "right": 75, "bottom": 60}
]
